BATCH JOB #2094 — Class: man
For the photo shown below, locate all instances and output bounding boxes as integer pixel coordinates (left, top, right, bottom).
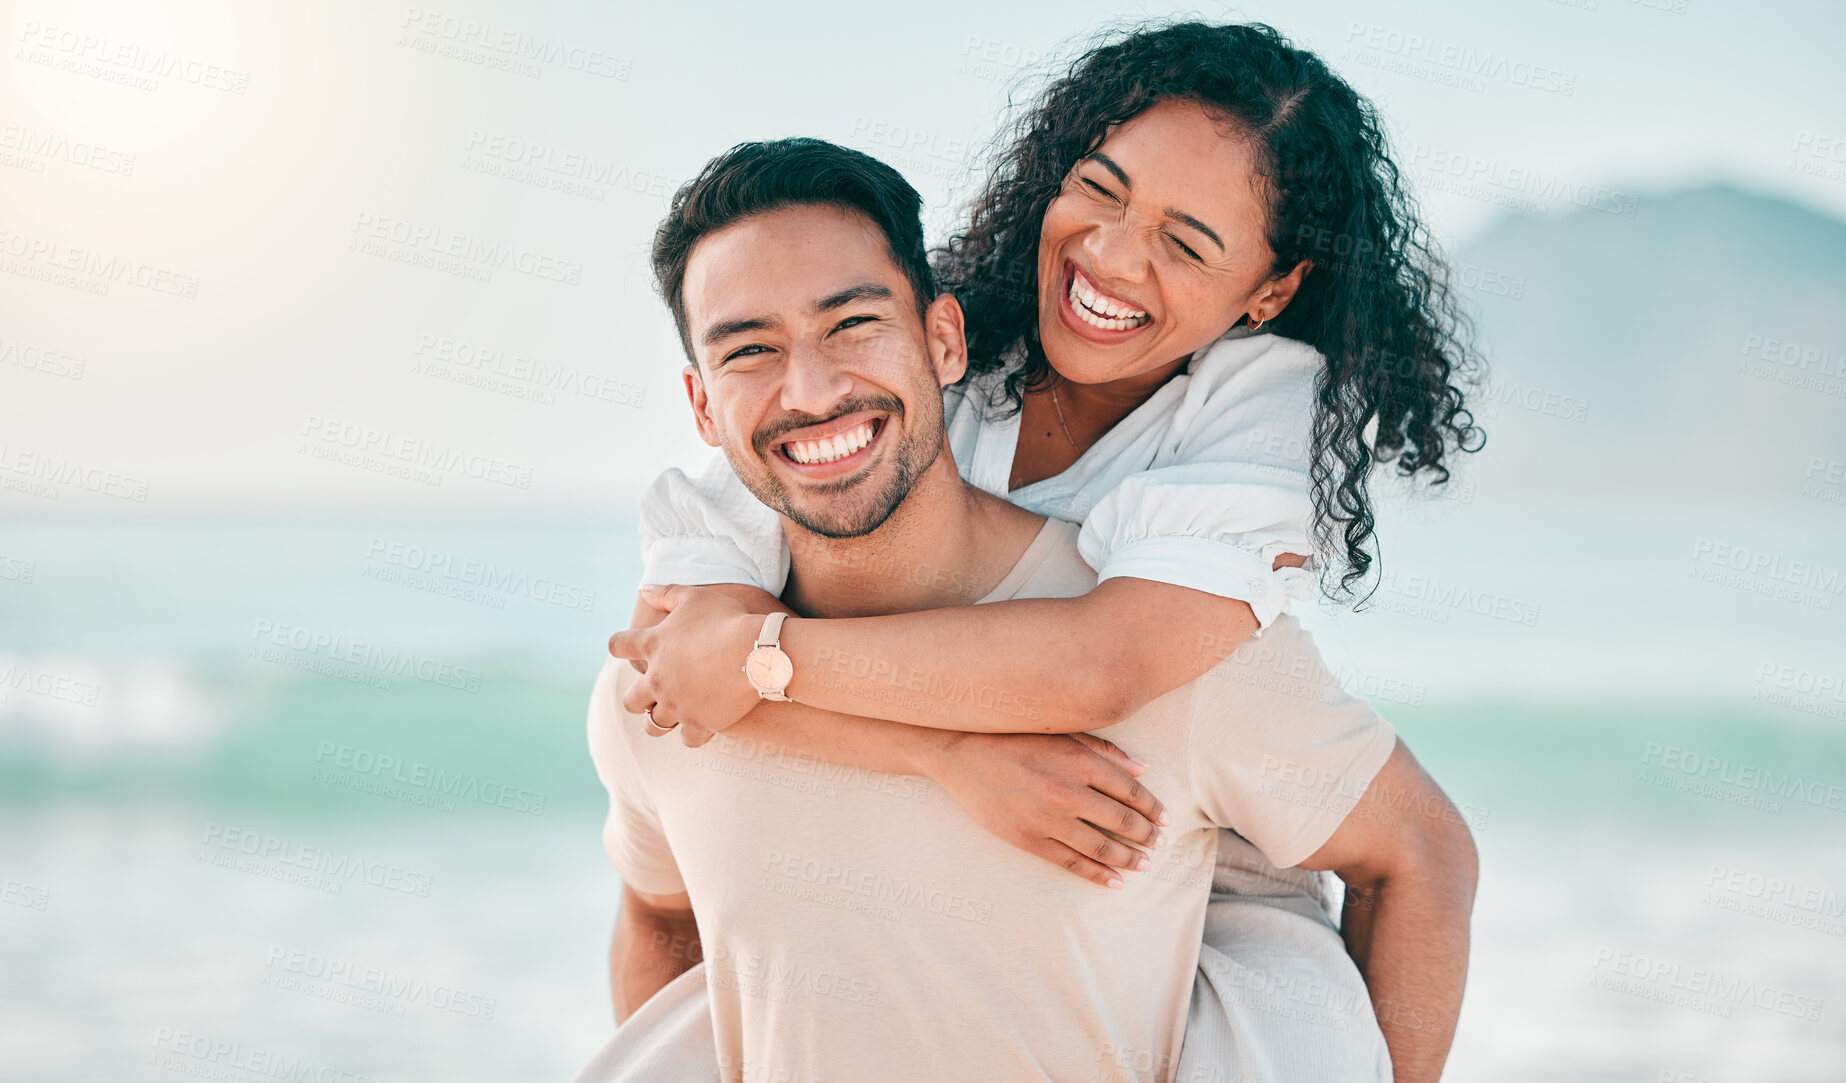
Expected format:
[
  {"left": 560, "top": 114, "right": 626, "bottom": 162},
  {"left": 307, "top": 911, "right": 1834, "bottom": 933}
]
[{"left": 581, "top": 139, "right": 1475, "bottom": 1082}]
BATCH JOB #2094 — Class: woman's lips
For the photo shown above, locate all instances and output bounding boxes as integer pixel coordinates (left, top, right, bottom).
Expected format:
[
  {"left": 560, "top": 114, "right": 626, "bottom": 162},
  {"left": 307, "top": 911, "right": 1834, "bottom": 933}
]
[{"left": 1056, "top": 260, "right": 1154, "bottom": 344}]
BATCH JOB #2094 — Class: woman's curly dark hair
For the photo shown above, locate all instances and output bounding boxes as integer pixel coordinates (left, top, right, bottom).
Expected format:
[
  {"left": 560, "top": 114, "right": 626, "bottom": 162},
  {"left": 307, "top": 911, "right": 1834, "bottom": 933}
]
[{"left": 934, "top": 20, "right": 1484, "bottom": 600}]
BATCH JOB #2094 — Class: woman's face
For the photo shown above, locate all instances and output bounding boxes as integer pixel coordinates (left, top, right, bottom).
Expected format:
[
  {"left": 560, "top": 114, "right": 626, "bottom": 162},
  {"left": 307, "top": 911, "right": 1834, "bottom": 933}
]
[{"left": 1035, "top": 97, "right": 1307, "bottom": 387}]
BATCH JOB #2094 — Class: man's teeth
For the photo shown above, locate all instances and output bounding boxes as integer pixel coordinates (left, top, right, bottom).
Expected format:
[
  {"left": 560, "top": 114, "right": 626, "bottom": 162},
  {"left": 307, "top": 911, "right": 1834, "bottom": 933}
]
[
  {"left": 1069, "top": 271, "right": 1149, "bottom": 331},
  {"left": 785, "top": 421, "right": 876, "bottom": 465}
]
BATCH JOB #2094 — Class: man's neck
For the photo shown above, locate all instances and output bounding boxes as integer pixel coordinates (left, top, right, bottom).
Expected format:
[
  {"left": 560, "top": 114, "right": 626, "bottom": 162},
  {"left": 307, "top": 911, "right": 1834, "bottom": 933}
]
[{"left": 780, "top": 453, "right": 1046, "bottom": 619}]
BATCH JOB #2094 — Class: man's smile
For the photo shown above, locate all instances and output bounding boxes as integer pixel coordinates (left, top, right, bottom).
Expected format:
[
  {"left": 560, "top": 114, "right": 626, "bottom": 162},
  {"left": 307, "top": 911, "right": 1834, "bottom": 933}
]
[{"left": 768, "top": 410, "right": 889, "bottom": 475}]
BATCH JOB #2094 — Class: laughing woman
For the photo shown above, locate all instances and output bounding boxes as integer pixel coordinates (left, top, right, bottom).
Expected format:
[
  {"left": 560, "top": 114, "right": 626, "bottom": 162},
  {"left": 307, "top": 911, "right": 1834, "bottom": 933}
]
[{"left": 603, "top": 21, "right": 1481, "bottom": 1083}]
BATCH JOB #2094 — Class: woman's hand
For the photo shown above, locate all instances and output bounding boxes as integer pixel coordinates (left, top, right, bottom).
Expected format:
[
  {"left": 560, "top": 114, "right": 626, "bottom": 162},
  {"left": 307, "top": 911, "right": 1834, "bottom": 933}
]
[
  {"left": 608, "top": 584, "right": 779, "bottom": 737},
  {"left": 921, "top": 731, "right": 1171, "bottom": 889}
]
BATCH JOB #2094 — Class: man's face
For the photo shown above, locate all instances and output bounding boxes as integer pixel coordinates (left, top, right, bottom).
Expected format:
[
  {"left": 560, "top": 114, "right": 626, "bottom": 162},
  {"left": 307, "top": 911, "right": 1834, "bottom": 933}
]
[{"left": 680, "top": 203, "right": 966, "bottom": 539}]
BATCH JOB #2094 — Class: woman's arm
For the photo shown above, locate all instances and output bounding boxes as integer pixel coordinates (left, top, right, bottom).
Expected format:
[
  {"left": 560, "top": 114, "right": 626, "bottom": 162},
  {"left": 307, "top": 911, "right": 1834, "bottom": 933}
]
[{"left": 613, "top": 562, "right": 1298, "bottom": 736}]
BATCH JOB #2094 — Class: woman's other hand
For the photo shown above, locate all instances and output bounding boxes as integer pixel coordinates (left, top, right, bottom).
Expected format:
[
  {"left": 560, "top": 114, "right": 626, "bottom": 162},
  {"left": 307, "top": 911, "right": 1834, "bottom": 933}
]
[
  {"left": 609, "top": 583, "right": 782, "bottom": 738},
  {"left": 924, "top": 731, "right": 1171, "bottom": 889}
]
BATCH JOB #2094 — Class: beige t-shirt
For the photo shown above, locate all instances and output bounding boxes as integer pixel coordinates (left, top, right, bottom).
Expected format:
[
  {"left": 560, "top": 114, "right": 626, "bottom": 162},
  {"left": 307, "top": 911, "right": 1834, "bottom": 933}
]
[{"left": 588, "top": 518, "right": 1396, "bottom": 1083}]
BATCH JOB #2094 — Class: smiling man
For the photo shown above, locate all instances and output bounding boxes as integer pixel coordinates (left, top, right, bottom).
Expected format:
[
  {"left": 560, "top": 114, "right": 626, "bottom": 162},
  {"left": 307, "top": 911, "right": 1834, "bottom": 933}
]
[{"left": 579, "top": 138, "right": 1473, "bottom": 1083}]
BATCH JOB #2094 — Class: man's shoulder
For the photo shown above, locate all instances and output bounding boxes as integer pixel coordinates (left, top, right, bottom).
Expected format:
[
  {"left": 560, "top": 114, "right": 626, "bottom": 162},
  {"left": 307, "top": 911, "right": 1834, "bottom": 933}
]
[{"left": 985, "top": 518, "right": 1098, "bottom": 603}]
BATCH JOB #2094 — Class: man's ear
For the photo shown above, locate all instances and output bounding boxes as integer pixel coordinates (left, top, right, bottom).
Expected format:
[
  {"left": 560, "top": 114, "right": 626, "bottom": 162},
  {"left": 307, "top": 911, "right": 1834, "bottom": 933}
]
[
  {"left": 1251, "top": 259, "right": 1313, "bottom": 323},
  {"left": 682, "top": 363, "right": 722, "bottom": 448},
  {"left": 924, "top": 293, "right": 968, "bottom": 389}
]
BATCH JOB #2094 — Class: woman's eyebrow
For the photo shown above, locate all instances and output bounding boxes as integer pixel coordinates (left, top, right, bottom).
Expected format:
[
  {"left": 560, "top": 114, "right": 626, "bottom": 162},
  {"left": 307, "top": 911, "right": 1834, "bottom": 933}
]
[
  {"left": 1088, "top": 152, "right": 1133, "bottom": 190},
  {"left": 1166, "top": 210, "right": 1224, "bottom": 252},
  {"left": 1088, "top": 152, "right": 1224, "bottom": 252}
]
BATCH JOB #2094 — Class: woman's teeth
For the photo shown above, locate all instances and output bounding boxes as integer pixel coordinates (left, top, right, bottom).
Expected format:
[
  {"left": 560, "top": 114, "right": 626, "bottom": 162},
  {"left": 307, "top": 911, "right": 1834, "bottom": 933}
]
[
  {"left": 1069, "top": 270, "right": 1149, "bottom": 332},
  {"left": 784, "top": 420, "right": 876, "bottom": 465}
]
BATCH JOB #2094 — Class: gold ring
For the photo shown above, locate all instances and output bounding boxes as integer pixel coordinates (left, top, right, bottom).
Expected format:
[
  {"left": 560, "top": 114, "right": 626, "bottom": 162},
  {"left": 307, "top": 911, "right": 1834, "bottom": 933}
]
[{"left": 642, "top": 706, "right": 678, "bottom": 736}]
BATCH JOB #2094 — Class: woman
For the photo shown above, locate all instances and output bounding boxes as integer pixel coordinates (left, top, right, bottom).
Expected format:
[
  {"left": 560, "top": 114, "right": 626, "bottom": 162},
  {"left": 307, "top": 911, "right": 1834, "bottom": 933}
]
[{"left": 605, "top": 20, "right": 1480, "bottom": 1083}]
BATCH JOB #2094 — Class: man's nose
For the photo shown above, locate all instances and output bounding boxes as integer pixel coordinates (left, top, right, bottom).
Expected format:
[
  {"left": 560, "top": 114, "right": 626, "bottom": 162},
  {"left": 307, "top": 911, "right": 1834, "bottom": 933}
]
[{"left": 778, "top": 341, "right": 854, "bottom": 417}]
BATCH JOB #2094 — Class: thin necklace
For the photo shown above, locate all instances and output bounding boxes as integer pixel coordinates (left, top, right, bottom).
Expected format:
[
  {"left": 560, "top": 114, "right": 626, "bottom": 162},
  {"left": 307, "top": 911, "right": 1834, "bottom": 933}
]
[{"left": 1048, "top": 382, "right": 1080, "bottom": 451}]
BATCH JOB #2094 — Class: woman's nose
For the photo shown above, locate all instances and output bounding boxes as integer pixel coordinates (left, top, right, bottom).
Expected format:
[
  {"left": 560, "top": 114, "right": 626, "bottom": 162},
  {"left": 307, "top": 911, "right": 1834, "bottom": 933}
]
[{"left": 1080, "top": 219, "right": 1147, "bottom": 286}]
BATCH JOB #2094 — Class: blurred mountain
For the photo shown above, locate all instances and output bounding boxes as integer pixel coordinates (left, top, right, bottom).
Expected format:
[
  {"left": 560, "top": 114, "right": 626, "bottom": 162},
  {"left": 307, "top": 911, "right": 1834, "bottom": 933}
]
[{"left": 1454, "top": 184, "right": 1846, "bottom": 502}]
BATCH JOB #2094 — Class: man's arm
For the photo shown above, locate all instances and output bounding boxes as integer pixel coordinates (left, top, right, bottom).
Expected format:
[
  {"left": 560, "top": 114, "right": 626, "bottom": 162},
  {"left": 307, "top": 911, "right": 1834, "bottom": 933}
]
[
  {"left": 609, "top": 884, "right": 701, "bottom": 1025},
  {"left": 1299, "top": 739, "right": 1478, "bottom": 1083}
]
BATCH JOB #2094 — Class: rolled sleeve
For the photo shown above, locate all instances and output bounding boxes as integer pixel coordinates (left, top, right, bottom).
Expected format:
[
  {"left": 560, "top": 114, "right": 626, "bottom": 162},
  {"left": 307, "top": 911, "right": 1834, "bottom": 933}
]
[
  {"left": 586, "top": 660, "right": 686, "bottom": 897},
  {"left": 1078, "top": 470, "right": 1316, "bottom": 632},
  {"left": 1073, "top": 334, "right": 1323, "bottom": 631},
  {"left": 637, "top": 453, "right": 789, "bottom": 593}
]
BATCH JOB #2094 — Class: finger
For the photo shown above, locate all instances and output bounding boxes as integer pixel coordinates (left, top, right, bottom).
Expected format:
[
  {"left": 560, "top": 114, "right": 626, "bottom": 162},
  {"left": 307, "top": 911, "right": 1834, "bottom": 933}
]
[
  {"left": 620, "top": 673, "right": 656, "bottom": 717},
  {"left": 1081, "top": 756, "right": 1169, "bottom": 831},
  {"left": 1074, "top": 786, "right": 1163, "bottom": 850},
  {"left": 639, "top": 584, "right": 687, "bottom": 613},
  {"left": 679, "top": 722, "right": 715, "bottom": 749},
  {"left": 1053, "top": 819, "right": 1152, "bottom": 874},
  {"left": 1028, "top": 839, "right": 1127, "bottom": 889},
  {"left": 1070, "top": 733, "right": 1148, "bottom": 777},
  {"left": 607, "top": 628, "right": 648, "bottom": 660}
]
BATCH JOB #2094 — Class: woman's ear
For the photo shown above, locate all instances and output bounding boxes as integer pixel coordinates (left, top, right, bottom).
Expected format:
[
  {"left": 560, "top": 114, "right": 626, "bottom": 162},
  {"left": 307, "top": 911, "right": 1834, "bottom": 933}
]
[
  {"left": 682, "top": 364, "right": 722, "bottom": 448},
  {"left": 924, "top": 293, "right": 969, "bottom": 388},
  {"left": 1254, "top": 259, "right": 1314, "bottom": 322}
]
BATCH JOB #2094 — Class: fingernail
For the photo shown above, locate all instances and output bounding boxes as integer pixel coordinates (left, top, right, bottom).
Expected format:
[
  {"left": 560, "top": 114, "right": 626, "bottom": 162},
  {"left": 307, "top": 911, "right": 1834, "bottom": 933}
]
[
  {"left": 1152, "top": 830, "right": 1166, "bottom": 849},
  {"left": 1105, "top": 876, "right": 1125, "bottom": 890},
  {"left": 1156, "top": 809, "right": 1171, "bottom": 827},
  {"left": 1133, "top": 854, "right": 1150, "bottom": 872},
  {"left": 1129, "top": 756, "right": 1150, "bottom": 769}
]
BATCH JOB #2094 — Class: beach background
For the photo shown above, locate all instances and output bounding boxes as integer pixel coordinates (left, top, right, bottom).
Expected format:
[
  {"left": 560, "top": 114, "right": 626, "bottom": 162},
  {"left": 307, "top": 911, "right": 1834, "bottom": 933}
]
[{"left": 3, "top": 0, "right": 1844, "bottom": 1080}]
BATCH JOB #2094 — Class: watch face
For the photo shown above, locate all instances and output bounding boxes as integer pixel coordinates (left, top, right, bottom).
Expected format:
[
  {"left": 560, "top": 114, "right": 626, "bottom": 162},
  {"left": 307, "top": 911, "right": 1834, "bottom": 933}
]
[{"left": 746, "top": 648, "right": 793, "bottom": 692}]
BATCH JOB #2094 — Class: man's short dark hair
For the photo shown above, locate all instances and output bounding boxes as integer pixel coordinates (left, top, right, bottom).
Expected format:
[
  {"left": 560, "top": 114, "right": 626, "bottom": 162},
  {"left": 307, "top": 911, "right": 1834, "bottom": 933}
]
[{"left": 652, "top": 138, "right": 935, "bottom": 363}]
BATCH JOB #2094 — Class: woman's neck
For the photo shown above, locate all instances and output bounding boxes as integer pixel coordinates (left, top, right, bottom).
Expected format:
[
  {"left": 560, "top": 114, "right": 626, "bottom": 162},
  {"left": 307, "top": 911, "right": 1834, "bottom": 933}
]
[{"left": 1007, "top": 353, "right": 1190, "bottom": 490}]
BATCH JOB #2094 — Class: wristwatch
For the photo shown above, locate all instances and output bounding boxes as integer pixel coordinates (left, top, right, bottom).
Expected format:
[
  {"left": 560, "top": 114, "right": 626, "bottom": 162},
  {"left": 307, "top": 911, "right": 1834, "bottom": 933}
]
[{"left": 742, "top": 612, "right": 794, "bottom": 702}]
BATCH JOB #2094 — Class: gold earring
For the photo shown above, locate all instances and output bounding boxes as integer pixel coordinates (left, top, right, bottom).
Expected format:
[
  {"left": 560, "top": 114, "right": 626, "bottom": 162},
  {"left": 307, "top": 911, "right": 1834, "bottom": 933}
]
[{"left": 1247, "top": 312, "right": 1264, "bottom": 330}]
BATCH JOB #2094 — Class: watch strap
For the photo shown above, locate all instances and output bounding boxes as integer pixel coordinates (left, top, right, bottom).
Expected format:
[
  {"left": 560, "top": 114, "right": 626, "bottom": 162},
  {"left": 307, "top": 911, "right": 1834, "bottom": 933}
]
[{"left": 755, "top": 611, "right": 789, "bottom": 649}]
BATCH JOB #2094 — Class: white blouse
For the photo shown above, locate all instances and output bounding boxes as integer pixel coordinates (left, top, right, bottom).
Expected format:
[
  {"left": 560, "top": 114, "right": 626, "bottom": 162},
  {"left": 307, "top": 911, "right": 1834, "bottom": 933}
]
[{"left": 638, "top": 330, "right": 1323, "bottom": 630}]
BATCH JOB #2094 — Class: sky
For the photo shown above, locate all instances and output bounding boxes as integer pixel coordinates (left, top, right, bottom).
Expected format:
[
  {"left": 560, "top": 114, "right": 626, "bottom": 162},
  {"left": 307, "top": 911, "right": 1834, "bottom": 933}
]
[{"left": 2, "top": 0, "right": 1843, "bottom": 515}]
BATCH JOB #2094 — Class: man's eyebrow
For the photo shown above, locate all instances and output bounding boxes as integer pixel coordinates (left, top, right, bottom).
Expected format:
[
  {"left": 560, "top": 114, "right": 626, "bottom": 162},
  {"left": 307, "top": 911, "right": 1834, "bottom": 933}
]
[
  {"left": 814, "top": 283, "right": 896, "bottom": 312},
  {"left": 1088, "top": 152, "right": 1132, "bottom": 191},
  {"left": 701, "top": 314, "right": 779, "bottom": 349},
  {"left": 1165, "top": 209, "right": 1224, "bottom": 252}
]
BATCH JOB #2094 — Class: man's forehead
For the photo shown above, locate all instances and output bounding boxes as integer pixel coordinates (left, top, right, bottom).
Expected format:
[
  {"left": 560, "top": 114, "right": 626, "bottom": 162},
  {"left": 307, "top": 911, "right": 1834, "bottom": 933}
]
[{"left": 684, "top": 205, "right": 903, "bottom": 327}]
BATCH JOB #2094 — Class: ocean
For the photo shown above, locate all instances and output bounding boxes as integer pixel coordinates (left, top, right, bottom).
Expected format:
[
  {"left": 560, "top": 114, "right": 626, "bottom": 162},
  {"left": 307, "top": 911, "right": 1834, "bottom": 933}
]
[{"left": 2, "top": 511, "right": 1842, "bottom": 1081}]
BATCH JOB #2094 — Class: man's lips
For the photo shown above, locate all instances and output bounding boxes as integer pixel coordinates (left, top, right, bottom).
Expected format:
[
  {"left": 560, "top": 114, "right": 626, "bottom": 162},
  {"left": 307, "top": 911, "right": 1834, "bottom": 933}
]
[{"left": 768, "top": 410, "right": 888, "bottom": 473}]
